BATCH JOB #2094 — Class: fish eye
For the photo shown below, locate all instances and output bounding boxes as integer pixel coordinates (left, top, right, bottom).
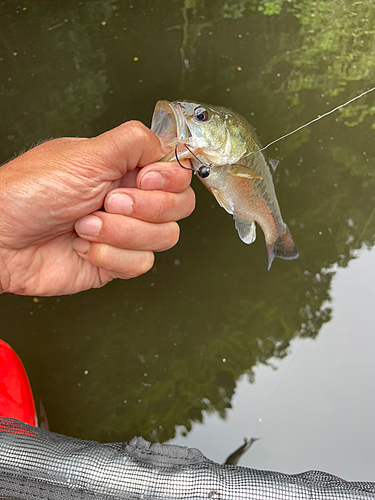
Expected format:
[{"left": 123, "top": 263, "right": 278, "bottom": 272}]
[
  {"left": 194, "top": 106, "right": 209, "bottom": 122},
  {"left": 198, "top": 165, "right": 210, "bottom": 178}
]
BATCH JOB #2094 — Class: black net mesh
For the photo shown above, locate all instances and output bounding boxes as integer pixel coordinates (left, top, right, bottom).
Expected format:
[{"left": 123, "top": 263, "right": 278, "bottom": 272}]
[{"left": 0, "top": 418, "right": 374, "bottom": 499}]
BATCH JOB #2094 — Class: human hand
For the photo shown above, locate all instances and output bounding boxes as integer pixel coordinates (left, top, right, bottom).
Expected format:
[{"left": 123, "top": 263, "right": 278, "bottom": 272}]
[{"left": 0, "top": 121, "right": 195, "bottom": 296}]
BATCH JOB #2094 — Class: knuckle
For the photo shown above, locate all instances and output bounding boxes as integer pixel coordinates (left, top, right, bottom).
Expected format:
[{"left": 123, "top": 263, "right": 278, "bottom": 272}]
[
  {"left": 120, "top": 226, "right": 137, "bottom": 248},
  {"left": 155, "top": 223, "right": 179, "bottom": 251},
  {"left": 135, "top": 251, "right": 155, "bottom": 275},
  {"left": 153, "top": 194, "right": 172, "bottom": 221},
  {"left": 94, "top": 243, "right": 111, "bottom": 268},
  {"left": 171, "top": 188, "right": 195, "bottom": 220},
  {"left": 184, "top": 188, "right": 196, "bottom": 217},
  {"left": 167, "top": 223, "right": 180, "bottom": 248},
  {"left": 125, "top": 120, "right": 150, "bottom": 143}
]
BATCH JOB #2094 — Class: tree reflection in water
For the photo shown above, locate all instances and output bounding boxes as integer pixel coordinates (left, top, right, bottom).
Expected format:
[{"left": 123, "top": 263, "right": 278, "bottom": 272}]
[{"left": 0, "top": 0, "right": 374, "bottom": 443}]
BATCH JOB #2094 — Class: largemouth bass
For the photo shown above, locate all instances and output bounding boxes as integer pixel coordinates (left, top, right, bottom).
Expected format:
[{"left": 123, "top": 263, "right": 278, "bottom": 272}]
[
  {"left": 151, "top": 100, "right": 299, "bottom": 270},
  {"left": 0, "top": 418, "right": 374, "bottom": 499}
]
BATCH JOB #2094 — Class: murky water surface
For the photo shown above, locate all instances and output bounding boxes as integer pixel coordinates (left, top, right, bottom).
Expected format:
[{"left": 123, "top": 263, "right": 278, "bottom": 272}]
[{"left": 1, "top": 0, "right": 374, "bottom": 480}]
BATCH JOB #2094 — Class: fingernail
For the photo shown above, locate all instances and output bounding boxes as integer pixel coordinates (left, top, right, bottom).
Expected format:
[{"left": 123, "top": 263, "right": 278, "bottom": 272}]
[
  {"left": 75, "top": 215, "right": 102, "bottom": 236},
  {"left": 106, "top": 192, "right": 133, "bottom": 215},
  {"left": 73, "top": 238, "right": 90, "bottom": 254},
  {"left": 140, "top": 171, "right": 165, "bottom": 190}
]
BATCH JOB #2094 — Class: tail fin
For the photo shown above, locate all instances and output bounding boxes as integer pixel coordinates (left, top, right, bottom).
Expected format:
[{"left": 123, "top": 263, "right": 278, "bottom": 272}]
[{"left": 266, "top": 225, "right": 299, "bottom": 271}]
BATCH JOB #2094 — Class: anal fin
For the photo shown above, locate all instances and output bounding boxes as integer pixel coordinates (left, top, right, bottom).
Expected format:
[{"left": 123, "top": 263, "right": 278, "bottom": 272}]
[{"left": 234, "top": 216, "right": 256, "bottom": 245}]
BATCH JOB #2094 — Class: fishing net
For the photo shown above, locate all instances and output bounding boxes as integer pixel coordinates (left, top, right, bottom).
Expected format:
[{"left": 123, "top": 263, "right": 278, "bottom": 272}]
[{"left": 0, "top": 417, "right": 374, "bottom": 499}]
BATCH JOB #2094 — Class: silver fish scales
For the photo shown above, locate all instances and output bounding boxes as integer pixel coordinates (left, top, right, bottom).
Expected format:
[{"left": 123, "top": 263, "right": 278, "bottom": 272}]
[{"left": 0, "top": 418, "right": 374, "bottom": 499}]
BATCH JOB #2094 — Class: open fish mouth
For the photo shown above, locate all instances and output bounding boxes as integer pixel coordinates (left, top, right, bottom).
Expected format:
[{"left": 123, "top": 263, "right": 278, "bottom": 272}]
[{"left": 151, "top": 100, "right": 190, "bottom": 144}]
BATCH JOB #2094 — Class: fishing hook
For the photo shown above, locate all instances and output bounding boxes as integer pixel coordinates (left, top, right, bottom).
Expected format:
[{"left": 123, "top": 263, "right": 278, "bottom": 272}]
[
  {"left": 175, "top": 143, "right": 212, "bottom": 178},
  {"left": 174, "top": 143, "right": 196, "bottom": 172}
]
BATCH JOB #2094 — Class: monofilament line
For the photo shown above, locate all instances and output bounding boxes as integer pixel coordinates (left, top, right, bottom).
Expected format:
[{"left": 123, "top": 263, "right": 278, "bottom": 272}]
[{"left": 248, "top": 85, "right": 375, "bottom": 156}]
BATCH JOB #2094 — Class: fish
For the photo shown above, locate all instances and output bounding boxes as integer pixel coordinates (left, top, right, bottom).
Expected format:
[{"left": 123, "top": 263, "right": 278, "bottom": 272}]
[
  {"left": 224, "top": 437, "right": 260, "bottom": 465},
  {"left": 1, "top": 418, "right": 375, "bottom": 499},
  {"left": 151, "top": 100, "right": 299, "bottom": 270}
]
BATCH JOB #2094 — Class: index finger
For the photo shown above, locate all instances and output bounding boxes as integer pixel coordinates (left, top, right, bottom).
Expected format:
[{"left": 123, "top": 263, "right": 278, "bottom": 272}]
[{"left": 137, "top": 161, "right": 193, "bottom": 193}]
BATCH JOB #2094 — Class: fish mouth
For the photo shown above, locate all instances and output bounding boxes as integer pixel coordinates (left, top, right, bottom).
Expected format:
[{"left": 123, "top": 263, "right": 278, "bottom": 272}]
[{"left": 151, "top": 100, "right": 190, "bottom": 144}]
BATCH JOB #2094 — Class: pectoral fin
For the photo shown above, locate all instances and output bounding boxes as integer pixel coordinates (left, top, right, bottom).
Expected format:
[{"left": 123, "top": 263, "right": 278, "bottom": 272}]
[
  {"left": 234, "top": 216, "right": 256, "bottom": 244},
  {"left": 230, "top": 165, "right": 262, "bottom": 180},
  {"left": 212, "top": 188, "right": 234, "bottom": 214}
]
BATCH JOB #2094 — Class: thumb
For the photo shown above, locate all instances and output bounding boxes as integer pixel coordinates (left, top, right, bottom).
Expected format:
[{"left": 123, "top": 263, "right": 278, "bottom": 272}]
[{"left": 88, "top": 121, "right": 168, "bottom": 180}]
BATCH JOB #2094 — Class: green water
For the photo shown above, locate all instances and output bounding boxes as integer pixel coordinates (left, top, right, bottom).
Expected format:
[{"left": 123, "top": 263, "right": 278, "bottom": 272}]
[{"left": 1, "top": 0, "right": 374, "bottom": 479}]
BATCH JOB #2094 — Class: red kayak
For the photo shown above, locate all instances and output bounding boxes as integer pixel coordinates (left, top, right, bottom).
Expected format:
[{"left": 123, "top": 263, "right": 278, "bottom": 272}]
[{"left": 0, "top": 339, "right": 37, "bottom": 427}]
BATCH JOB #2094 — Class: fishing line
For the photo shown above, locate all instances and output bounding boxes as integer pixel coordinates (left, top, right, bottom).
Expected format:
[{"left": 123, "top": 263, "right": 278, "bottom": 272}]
[{"left": 246, "top": 85, "right": 375, "bottom": 157}]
